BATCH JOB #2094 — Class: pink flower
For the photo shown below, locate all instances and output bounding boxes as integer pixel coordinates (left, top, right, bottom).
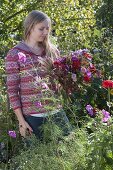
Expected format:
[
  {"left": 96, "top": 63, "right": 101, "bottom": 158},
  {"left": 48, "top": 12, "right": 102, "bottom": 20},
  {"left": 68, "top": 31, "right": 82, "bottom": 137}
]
[
  {"left": 41, "top": 82, "right": 49, "bottom": 89},
  {"left": 83, "top": 71, "right": 92, "bottom": 82},
  {"left": 86, "top": 104, "right": 97, "bottom": 117},
  {"left": 81, "top": 67, "right": 87, "bottom": 74},
  {"left": 86, "top": 105, "right": 93, "bottom": 115},
  {"left": 71, "top": 73, "right": 77, "bottom": 82},
  {"left": 18, "top": 52, "right": 26, "bottom": 63},
  {"left": 34, "top": 101, "right": 42, "bottom": 108},
  {"left": 86, "top": 71, "right": 92, "bottom": 78},
  {"left": 34, "top": 76, "right": 42, "bottom": 86},
  {"left": 89, "top": 63, "right": 96, "bottom": 73},
  {"left": 8, "top": 130, "right": 16, "bottom": 138},
  {"left": 102, "top": 109, "right": 111, "bottom": 123},
  {"left": 35, "top": 76, "right": 42, "bottom": 83}
]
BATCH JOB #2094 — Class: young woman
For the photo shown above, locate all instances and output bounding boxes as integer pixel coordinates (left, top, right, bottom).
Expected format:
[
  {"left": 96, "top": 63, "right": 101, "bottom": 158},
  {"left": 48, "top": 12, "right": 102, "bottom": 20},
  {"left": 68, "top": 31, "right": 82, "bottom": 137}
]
[{"left": 5, "top": 10, "right": 72, "bottom": 140}]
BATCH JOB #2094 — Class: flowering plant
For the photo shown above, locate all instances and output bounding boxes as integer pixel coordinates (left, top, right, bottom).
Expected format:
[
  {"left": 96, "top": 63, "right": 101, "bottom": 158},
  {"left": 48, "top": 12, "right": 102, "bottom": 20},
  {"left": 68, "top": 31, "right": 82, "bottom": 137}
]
[
  {"left": 85, "top": 79, "right": 113, "bottom": 128},
  {"left": 86, "top": 104, "right": 111, "bottom": 123},
  {"left": 102, "top": 79, "right": 113, "bottom": 110},
  {"left": 8, "top": 130, "right": 16, "bottom": 138}
]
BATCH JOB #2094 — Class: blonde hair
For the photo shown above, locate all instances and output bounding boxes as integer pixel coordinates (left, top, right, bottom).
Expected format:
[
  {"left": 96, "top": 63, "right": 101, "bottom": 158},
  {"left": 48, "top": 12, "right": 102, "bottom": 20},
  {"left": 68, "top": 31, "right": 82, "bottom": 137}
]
[{"left": 23, "top": 10, "right": 59, "bottom": 58}]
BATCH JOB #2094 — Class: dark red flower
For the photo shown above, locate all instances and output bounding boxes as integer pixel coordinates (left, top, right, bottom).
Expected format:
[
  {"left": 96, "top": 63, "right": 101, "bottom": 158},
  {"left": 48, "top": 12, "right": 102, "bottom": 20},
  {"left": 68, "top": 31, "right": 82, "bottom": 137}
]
[
  {"left": 89, "top": 64, "right": 96, "bottom": 73},
  {"left": 102, "top": 80, "right": 113, "bottom": 88},
  {"left": 54, "top": 60, "right": 61, "bottom": 66},
  {"left": 72, "top": 60, "right": 81, "bottom": 70},
  {"left": 83, "top": 75, "right": 91, "bottom": 82},
  {"left": 83, "top": 52, "right": 92, "bottom": 60},
  {"left": 54, "top": 57, "right": 67, "bottom": 70}
]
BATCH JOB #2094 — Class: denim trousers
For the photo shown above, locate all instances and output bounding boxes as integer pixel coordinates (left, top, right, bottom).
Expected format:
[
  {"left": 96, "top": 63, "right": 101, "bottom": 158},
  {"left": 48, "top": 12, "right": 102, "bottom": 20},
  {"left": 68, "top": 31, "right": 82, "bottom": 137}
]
[{"left": 24, "top": 109, "right": 72, "bottom": 140}]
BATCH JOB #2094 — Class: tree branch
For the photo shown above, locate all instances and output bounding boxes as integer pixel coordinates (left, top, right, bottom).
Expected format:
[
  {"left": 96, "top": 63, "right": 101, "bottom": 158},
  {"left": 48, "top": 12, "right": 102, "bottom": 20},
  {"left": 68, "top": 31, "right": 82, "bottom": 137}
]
[{"left": 4, "top": 9, "right": 25, "bottom": 23}]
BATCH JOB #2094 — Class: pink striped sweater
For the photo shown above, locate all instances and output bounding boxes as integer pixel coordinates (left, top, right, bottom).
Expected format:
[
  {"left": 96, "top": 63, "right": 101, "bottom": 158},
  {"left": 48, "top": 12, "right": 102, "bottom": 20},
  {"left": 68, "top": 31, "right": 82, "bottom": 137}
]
[{"left": 5, "top": 41, "right": 61, "bottom": 115}]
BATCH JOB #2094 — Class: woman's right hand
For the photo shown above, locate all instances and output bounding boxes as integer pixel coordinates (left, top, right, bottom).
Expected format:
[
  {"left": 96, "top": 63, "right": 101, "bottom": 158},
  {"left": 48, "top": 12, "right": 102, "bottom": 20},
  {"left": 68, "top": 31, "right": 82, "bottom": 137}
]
[
  {"left": 13, "top": 108, "right": 33, "bottom": 137},
  {"left": 19, "top": 121, "right": 33, "bottom": 137}
]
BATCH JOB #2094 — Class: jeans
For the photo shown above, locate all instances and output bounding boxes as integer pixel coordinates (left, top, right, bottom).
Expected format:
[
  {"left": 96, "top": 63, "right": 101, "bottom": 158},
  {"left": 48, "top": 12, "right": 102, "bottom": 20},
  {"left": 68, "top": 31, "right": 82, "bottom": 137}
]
[{"left": 24, "top": 109, "right": 72, "bottom": 140}]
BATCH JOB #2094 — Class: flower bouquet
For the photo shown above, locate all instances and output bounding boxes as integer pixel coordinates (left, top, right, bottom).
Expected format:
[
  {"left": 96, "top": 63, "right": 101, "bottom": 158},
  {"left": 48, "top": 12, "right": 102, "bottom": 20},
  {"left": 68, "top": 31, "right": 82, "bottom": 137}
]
[
  {"left": 50, "top": 49, "right": 101, "bottom": 95},
  {"left": 38, "top": 49, "right": 104, "bottom": 120}
]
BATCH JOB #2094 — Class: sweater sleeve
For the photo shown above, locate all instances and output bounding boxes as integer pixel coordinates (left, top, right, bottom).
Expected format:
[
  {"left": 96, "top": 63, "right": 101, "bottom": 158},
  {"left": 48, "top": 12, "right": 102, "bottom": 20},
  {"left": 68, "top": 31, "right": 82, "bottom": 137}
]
[{"left": 5, "top": 49, "right": 22, "bottom": 110}]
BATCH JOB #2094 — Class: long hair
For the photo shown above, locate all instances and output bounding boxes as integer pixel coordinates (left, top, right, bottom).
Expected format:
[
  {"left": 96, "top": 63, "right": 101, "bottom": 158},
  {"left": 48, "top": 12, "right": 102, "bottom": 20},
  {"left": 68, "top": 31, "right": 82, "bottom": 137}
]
[{"left": 23, "top": 10, "right": 59, "bottom": 58}]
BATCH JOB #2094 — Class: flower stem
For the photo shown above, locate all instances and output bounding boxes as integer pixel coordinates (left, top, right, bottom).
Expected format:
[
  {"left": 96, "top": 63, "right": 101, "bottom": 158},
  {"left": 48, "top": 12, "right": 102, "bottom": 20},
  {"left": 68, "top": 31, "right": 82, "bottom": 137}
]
[{"left": 108, "top": 88, "right": 111, "bottom": 112}]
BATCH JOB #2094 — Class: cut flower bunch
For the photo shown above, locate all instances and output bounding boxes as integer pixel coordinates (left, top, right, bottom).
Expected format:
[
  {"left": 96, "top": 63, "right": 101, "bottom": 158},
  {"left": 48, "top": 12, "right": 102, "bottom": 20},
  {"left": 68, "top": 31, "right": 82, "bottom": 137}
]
[
  {"left": 56, "top": 49, "right": 98, "bottom": 91},
  {"left": 44, "top": 49, "right": 101, "bottom": 95}
]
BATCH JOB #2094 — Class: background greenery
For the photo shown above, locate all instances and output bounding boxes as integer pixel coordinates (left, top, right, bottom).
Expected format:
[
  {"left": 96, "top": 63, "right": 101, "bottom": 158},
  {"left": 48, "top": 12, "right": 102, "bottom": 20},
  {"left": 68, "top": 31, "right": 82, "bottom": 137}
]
[{"left": 0, "top": 0, "right": 113, "bottom": 169}]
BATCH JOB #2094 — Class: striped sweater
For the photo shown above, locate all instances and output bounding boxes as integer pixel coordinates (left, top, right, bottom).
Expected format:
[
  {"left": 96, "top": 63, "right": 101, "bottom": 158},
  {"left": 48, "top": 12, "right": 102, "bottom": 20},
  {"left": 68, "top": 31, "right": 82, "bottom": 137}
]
[{"left": 5, "top": 41, "right": 61, "bottom": 115}]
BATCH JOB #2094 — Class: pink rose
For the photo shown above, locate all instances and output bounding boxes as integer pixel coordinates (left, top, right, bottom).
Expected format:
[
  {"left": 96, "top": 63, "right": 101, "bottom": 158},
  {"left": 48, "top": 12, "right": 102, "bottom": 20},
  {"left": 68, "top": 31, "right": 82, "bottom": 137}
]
[{"left": 18, "top": 52, "right": 26, "bottom": 63}]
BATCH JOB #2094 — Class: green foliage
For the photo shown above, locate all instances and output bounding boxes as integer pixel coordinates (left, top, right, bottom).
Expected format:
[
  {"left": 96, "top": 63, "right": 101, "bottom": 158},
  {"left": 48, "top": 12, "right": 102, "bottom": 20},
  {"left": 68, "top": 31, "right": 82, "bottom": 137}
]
[
  {"left": 43, "top": 0, "right": 99, "bottom": 53},
  {"left": 96, "top": 0, "right": 113, "bottom": 28},
  {"left": 0, "top": 0, "right": 101, "bottom": 57},
  {"left": 0, "top": 0, "right": 113, "bottom": 169},
  {"left": 63, "top": 77, "right": 113, "bottom": 128},
  {"left": 9, "top": 127, "right": 89, "bottom": 170},
  {"left": 6, "top": 122, "right": 113, "bottom": 170},
  {"left": 0, "top": 57, "right": 22, "bottom": 164},
  {"left": 85, "top": 116, "right": 113, "bottom": 170},
  {"left": 0, "top": 0, "right": 44, "bottom": 57}
]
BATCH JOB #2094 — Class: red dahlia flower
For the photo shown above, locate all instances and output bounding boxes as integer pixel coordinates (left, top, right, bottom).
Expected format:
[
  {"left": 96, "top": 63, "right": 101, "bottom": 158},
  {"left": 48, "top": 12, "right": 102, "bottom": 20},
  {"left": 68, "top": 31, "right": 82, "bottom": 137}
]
[
  {"left": 102, "top": 80, "right": 113, "bottom": 88},
  {"left": 72, "top": 60, "right": 81, "bottom": 70}
]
